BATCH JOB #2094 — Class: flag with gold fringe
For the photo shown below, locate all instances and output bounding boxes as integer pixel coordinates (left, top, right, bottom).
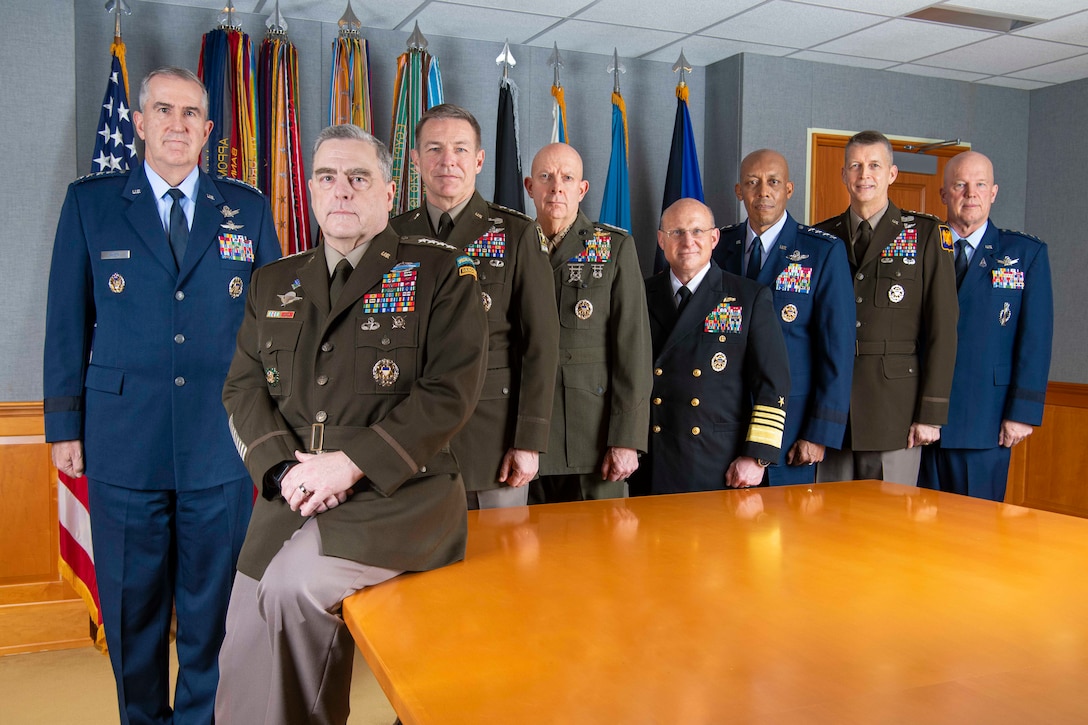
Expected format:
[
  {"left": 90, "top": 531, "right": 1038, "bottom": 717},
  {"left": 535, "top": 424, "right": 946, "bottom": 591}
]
[
  {"left": 199, "top": 7, "right": 259, "bottom": 187},
  {"left": 600, "top": 50, "right": 630, "bottom": 231},
  {"left": 390, "top": 22, "right": 443, "bottom": 215},
  {"left": 58, "top": 471, "right": 105, "bottom": 650},
  {"left": 90, "top": 34, "right": 137, "bottom": 174},
  {"left": 329, "top": 3, "right": 373, "bottom": 131},
  {"left": 259, "top": 10, "right": 310, "bottom": 255},
  {"left": 656, "top": 50, "right": 704, "bottom": 272}
]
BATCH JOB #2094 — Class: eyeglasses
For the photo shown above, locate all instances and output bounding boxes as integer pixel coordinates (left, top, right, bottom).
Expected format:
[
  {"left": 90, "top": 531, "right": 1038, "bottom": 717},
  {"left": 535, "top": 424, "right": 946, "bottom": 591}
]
[{"left": 662, "top": 228, "right": 710, "bottom": 240}]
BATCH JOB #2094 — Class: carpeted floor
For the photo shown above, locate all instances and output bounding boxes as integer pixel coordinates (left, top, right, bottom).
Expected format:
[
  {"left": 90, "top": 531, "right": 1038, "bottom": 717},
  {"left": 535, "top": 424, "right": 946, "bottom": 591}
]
[{"left": 0, "top": 645, "right": 396, "bottom": 724}]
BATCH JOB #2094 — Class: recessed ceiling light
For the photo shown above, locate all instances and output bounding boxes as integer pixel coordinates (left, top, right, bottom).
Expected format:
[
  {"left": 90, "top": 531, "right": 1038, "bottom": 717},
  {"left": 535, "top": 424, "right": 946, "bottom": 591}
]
[{"left": 907, "top": 5, "right": 1041, "bottom": 32}]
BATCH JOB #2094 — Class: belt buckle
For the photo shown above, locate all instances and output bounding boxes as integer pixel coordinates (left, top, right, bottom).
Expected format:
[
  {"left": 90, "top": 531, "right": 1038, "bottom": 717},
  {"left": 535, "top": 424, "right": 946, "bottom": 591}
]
[{"left": 310, "top": 423, "right": 325, "bottom": 454}]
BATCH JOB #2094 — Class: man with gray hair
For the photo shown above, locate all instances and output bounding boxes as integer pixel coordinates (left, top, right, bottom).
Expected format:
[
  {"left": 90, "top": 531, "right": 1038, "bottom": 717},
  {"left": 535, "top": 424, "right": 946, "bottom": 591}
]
[
  {"left": 215, "top": 124, "right": 488, "bottom": 724},
  {"left": 43, "top": 66, "right": 280, "bottom": 723}
]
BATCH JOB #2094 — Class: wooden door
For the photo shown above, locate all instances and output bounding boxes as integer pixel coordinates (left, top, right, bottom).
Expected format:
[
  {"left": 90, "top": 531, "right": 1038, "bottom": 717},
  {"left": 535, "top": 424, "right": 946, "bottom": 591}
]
[{"left": 808, "top": 132, "right": 970, "bottom": 225}]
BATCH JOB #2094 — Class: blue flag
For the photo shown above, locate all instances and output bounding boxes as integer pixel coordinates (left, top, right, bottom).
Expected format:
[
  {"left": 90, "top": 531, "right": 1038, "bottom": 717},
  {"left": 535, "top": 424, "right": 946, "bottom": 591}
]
[
  {"left": 599, "top": 91, "right": 631, "bottom": 231},
  {"left": 656, "top": 84, "right": 704, "bottom": 272},
  {"left": 91, "top": 39, "right": 138, "bottom": 174}
]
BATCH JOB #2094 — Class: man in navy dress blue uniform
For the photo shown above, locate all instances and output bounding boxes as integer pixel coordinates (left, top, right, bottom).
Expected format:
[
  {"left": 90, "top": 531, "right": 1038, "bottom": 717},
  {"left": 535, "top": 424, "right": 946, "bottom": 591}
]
[
  {"left": 920, "top": 151, "right": 1053, "bottom": 501},
  {"left": 714, "top": 149, "right": 855, "bottom": 485},
  {"left": 638, "top": 198, "right": 790, "bottom": 494},
  {"left": 43, "top": 67, "right": 280, "bottom": 724}
]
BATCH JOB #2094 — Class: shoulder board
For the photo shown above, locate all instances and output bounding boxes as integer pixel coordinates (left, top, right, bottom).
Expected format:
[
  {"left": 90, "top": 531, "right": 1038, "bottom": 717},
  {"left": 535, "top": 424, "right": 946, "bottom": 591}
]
[
  {"left": 799, "top": 225, "right": 841, "bottom": 242},
  {"left": 73, "top": 169, "right": 126, "bottom": 185},
  {"left": 406, "top": 236, "right": 457, "bottom": 252},
  {"left": 594, "top": 221, "right": 629, "bottom": 235},
  {"left": 216, "top": 175, "right": 264, "bottom": 195},
  {"left": 489, "top": 203, "right": 533, "bottom": 222},
  {"left": 999, "top": 229, "right": 1045, "bottom": 245},
  {"left": 901, "top": 209, "right": 941, "bottom": 222},
  {"left": 282, "top": 247, "right": 318, "bottom": 261},
  {"left": 720, "top": 221, "right": 745, "bottom": 233}
]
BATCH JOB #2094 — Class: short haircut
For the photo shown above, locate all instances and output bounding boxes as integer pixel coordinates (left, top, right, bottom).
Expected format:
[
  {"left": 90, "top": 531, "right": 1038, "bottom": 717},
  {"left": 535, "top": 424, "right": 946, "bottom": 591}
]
[
  {"left": 138, "top": 66, "right": 209, "bottom": 117},
  {"left": 845, "top": 130, "right": 894, "bottom": 161},
  {"left": 414, "top": 103, "right": 482, "bottom": 150},
  {"left": 312, "top": 124, "right": 393, "bottom": 183}
]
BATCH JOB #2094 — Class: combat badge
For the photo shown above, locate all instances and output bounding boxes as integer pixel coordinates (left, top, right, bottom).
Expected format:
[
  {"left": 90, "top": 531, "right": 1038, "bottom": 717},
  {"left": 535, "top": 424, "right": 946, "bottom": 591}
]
[
  {"left": 228, "top": 276, "right": 243, "bottom": 298},
  {"left": 108, "top": 273, "right": 125, "bottom": 293},
  {"left": 265, "top": 368, "right": 279, "bottom": 387},
  {"left": 567, "top": 263, "right": 584, "bottom": 284},
  {"left": 888, "top": 284, "right": 905, "bottom": 303},
  {"left": 999, "top": 302, "right": 1012, "bottom": 327},
  {"left": 372, "top": 359, "right": 399, "bottom": 387},
  {"left": 392, "top": 315, "right": 407, "bottom": 329},
  {"left": 781, "top": 304, "right": 798, "bottom": 322},
  {"left": 482, "top": 292, "right": 493, "bottom": 312},
  {"left": 575, "top": 299, "right": 594, "bottom": 320},
  {"left": 278, "top": 290, "right": 302, "bottom": 306},
  {"left": 361, "top": 317, "right": 380, "bottom": 330},
  {"left": 711, "top": 352, "right": 728, "bottom": 372}
]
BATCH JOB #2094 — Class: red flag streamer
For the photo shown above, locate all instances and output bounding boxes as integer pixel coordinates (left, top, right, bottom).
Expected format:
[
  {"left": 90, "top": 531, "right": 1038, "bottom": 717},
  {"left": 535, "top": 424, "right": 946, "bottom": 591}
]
[
  {"left": 199, "top": 7, "right": 259, "bottom": 187},
  {"left": 260, "top": 12, "right": 311, "bottom": 255},
  {"left": 329, "top": 3, "right": 373, "bottom": 131}
]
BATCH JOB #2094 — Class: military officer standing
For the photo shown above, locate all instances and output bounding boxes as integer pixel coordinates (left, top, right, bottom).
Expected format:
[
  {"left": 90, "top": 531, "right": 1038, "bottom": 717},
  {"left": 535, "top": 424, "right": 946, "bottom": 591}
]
[
  {"left": 215, "top": 125, "right": 488, "bottom": 724},
  {"left": 814, "top": 130, "right": 959, "bottom": 485},
  {"left": 392, "top": 103, "right": 559, "bottom": 509},
  {"left": 43, "top": 67, "right": 281, "bottom": 723},
  {"left": 920, "top": 151, "right": 1053, "bottom": 501},
  {"left": 714, "top": 149, "right": 855, "bottom": 485},
  {"left": 639, "top": 198, "right": 790, "bottom": 494},
  {"left": 523, "top": 142, "right": 651, "bottom": 502}
]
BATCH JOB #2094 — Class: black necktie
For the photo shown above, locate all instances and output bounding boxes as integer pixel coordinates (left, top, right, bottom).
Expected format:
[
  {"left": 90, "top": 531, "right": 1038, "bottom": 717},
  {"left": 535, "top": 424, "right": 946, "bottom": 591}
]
[
  {"left": 329, "top": 259, "right": 353, "bottom": 304},
  {"left": 167, "top": 188, "right": 188, "bottom": 267},
  {"left": 676, "top": 285, "right": 693, "bottom": 314},
  {"left": 746, "top": 237, "right": 763, "bottom": 280},
  {"left": 855, "top": 220, "right": 872, "bottom": 262},
  {"left": 436, "top": 212, "right": 454, "bottom": 241},
  {"left": 955, "top": 239, "right": 969, "bottom": 288}
]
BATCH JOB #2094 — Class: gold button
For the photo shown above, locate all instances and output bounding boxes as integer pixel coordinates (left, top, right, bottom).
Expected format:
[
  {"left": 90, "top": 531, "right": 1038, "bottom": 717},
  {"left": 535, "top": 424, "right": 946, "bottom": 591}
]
[
  {"left": 719, "top": 335, "right": 726, "bottom": 342},
  {"left": 691, "top": 426, "right": 701, "bottom": 435},
  {"left": 654, "top": 368, "right": 663, "bottom": 376},
  {"left": 653, "top": 397, "right": 662, "bottom": 405},
  {"left": 691, "top": 398, "right": 700, "bottom": 407},
  {"left": 692, "top": 369, "right": 702, "bottom": 377},
  {"left": 652, "top": 425, "right": 661, "bottom": 433}
]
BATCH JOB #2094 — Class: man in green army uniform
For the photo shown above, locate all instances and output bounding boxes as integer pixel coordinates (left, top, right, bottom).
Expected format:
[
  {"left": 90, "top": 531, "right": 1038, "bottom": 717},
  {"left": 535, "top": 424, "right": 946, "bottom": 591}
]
[
  {"left": 392, "top": 104, "right": 559, "bottom": 509},
  {"left": 814, "top": 130, "right": 958, "bottom": 485},
  {"left": 523, "top": 142, "right": 651, "bottom": 502}
]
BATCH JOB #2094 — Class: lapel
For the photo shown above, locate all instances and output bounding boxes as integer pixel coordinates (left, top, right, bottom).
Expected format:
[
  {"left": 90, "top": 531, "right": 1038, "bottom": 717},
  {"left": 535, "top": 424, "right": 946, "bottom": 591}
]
[
  {"left": 716, "top": 225, "right": 744, "bottom": 276},
  {"left": 646, "top": 273, "right": 677, "bottom": 356},
  {"left": 822, "top": 212, "right": 853, "bottom": 266},
  {"left": 123, "top": 165, "right": 177, "bottom": 276},
  {"left": 757, "top": 215, "right": 797, "bottom": 285},
  {"left": 962, "top": 220, "right": 998, "bottom": 298},
  {"left": 178, "top": 172, "right": 225, "bottom": 283},
  {"left": 446, "top": 192, "right": 492, "bottom": 252},
  {"left": 660, "top": 264, "right": 725, "bottom": 358},
  {"left": 861, "top": 203, "right": 902, "bottom": 268},
  {"left": 551, "top": 211, "right": 593, "bottom": 270},
  {"left": 395, "top": 207, "right": 430, "bottom": 236},
  {"left": 296, "top": 245, "right": 332, "bottom": 319}
]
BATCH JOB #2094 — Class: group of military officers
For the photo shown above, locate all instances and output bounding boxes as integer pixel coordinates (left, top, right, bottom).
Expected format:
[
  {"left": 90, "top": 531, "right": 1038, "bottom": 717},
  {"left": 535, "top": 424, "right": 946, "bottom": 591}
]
[{"left": 43, "top": 65, "right": 1052, "bottom": 724}]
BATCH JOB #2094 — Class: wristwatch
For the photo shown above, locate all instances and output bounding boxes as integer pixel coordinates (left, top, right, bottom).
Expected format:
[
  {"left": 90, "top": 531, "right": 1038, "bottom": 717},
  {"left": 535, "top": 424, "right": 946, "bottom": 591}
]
[{"left": 756, "top": 459, "right": 771, "bottom": 468}]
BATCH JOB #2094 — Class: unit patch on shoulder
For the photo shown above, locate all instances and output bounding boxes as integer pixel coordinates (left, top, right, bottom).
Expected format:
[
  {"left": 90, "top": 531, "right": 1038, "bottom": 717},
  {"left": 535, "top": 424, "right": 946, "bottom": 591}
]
[
  {"left": 457, "top": 255, "right": 477, "bottom": 279},
  {"left": 939, "top": 224, "right": 954, "bottom": 253}
]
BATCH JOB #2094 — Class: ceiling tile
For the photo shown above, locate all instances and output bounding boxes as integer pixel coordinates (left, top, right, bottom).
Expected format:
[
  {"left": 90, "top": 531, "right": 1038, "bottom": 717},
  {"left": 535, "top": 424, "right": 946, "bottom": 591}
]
[
  {"left": 1014, "top": 10, "right": 1088, "bottom": 46},
  {"left": 1007, "top": 52, "right": 1088, "bottom": 83},
  {"left": 642, "top": 36, "right": 793, "bottom": 65},
  {"left": 429, "top": 0, "right": 588, "bottom": 14},
  {"left": 976, "top": 76, "right": 1052, "bottom": 90},
  {"left": 701, "top": 0, "right": 885, "bottom": 49},
  {"left": 578, "top": 0, "right": 762, "bottom": 34},
  {"left": 526, "top": 19, "right": 686, "bottom": 57},
  {"left": 793, "top": 0, "right": 933, "bottom": 15},
  {"left": 409, "top": 3, "right": 559, "bottom": 44},
  {"left": 886, "top": 63, "right": 989, "bottom": 81},
  {"left": 787, "top": 50, "right": 896, "bottom": 69},
  {"left": 940, "top": 0, "right": 1088, "bottom": 22},
  {"left": 814, "top": 18, "right": 996, "bottom": 62},
  {"left": 915, "top": 34, "right": 1085, "bottom": 75}
]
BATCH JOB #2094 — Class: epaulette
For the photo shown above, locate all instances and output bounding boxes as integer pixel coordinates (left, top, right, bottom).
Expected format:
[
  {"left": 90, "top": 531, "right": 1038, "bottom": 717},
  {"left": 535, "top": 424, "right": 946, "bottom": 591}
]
[
  {"left": 999, "top": 229, "right": 1045, "bottom": 245},
  {"left": 407, "top": 236, "right": 457, "bottom": 252},
  {"left": 282, "top": 247, "right": 318, "bottom": 261},
  {"left": 901, "top": 209, "right": 941, "bottom": 222},
  {"left": 489, "top": 203, "right": 533, "bottom": 222},
  {"left": 799, "top": 224, "right": 842, "bottom": 243},
  {"left": 720, "top": 221, "right": 745, "bottom": 233},
  {"left": 216, "top": 175, "right": 264, "bottom": 195},
  {"left": 594, "top": 221, "right": 629, "bottom": 235},
  {"left": 73, "top": 169, "right": 126, "bottom": 184}
]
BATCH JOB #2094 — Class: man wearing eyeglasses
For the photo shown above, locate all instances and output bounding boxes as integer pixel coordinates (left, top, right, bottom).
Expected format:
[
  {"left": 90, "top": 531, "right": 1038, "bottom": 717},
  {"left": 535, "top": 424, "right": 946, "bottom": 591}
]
[{"left": 638, "top": 198, "right": 790, "bottom": 494}]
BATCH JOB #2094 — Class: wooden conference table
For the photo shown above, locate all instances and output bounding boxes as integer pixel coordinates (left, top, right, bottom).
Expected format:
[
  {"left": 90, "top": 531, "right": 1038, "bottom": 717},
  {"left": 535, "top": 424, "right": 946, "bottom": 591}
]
[{"left": 343, "top": 481, "right": 1088, "bottom": 724}]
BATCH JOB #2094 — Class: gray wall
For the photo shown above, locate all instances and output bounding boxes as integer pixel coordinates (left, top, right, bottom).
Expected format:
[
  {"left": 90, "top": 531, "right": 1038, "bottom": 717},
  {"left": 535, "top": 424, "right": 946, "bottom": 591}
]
[{"left": 3, "top": 0, "right": 1086, "bottom": 402}]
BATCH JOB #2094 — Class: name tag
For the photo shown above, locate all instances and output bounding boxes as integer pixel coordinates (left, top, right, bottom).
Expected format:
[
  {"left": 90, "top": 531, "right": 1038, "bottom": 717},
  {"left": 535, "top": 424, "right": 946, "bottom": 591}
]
[{"left": 101, "top": 250, "right": 131, "bottom": 260}]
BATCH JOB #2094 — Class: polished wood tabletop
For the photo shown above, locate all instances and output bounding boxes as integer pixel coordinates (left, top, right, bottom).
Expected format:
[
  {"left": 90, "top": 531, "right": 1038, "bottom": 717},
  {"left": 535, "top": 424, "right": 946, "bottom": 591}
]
[{"left": 342, "top": 481, "right": 1088, "bottom": 724}]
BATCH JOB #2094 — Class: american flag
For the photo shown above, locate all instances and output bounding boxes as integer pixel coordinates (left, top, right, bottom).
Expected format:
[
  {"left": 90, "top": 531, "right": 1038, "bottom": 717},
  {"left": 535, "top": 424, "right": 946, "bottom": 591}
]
[{"left": 91, "top": 39, "right": 138, "bottom": 174}]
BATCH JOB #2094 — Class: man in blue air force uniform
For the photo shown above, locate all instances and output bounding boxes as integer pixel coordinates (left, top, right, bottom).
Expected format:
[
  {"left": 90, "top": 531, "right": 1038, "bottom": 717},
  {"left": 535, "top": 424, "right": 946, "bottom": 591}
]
[
  {"left": 43, "top": 67, "right": 280, "bottom": 724},
  {"left": 920, "top": 151, "right": 1053, "bottom": 501},
  {"left": 638, "top": 198, "right": 790, "bottom": 494},
  {"left": 714, "top": 149, "right": 855, "bottom": 485}
]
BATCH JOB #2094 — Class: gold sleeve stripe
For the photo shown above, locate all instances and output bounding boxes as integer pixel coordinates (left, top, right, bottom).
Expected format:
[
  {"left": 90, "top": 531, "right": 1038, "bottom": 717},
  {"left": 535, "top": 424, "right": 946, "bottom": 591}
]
[
  {"left": 753, "top": 404, "right": 786, "bottom": 421},
  {"left": 747, "top": 424, "right": 783, "bottom": 448}
]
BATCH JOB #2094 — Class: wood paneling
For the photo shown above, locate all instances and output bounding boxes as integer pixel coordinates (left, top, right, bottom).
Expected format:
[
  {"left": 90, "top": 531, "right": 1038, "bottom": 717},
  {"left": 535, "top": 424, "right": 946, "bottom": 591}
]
[
  {"left": 808, "top": 132, "right": 969, "bottom": 224},
  {"left": 0, "top": 403, "right": 86, "bottom": 656}
]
